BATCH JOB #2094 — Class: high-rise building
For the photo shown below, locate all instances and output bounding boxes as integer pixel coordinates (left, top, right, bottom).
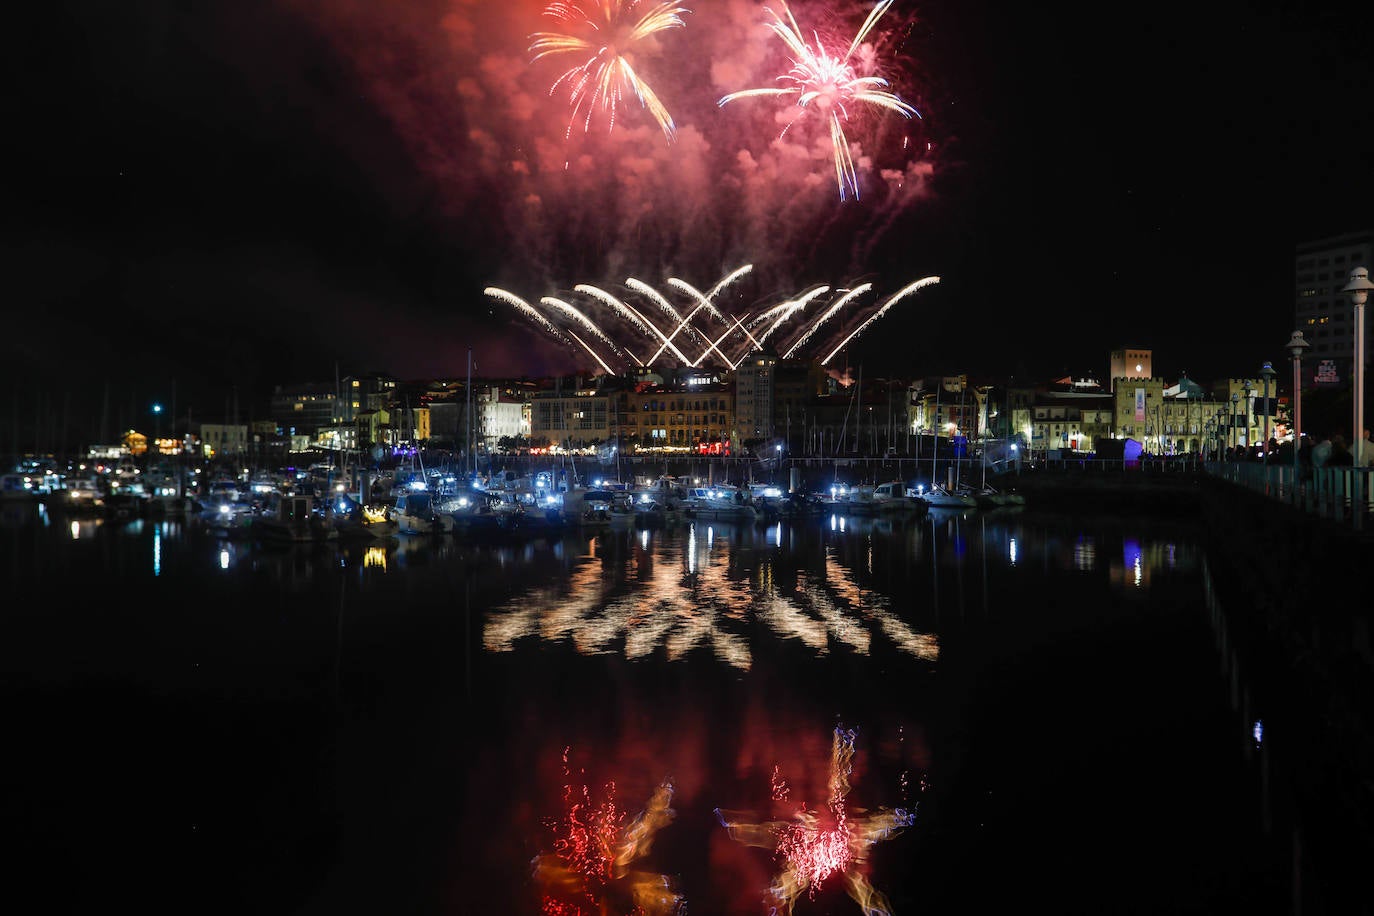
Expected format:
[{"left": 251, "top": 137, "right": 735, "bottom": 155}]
[
  {"left": 1295, "top": 230, "right": 1374, "bottom": 385},
  {"left": 734, "top": 351, "right": 778, "bottom": 442}
]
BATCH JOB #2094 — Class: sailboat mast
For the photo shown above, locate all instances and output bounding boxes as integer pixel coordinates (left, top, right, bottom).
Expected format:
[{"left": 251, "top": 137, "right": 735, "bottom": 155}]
[
  {"left": 466, "top": 349, "right": 473, "bottom": 479},
  {"left": 932, "top": 380, "right": 940, "bottom": 488}
]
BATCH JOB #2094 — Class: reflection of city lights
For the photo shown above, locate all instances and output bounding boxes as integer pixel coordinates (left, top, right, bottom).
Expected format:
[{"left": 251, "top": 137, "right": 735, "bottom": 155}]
[
  {"left": 1073, "top": 537, "right": 1095, "bottom": 571},
  {"left": 716, "top": 728, "right": 915, "bottom": 914},
  {"left": 1124, "top": 540, "right": 1143, "bottom": 587},
  {"left": 1253, "top": 720, "right": 1264, "bottom": 748},
  {"left": 219, "top": 547, "right": 230, "bottom": 570},
  {"left": 1008, "top": 537, "right": 1018, "bottom": 566}
]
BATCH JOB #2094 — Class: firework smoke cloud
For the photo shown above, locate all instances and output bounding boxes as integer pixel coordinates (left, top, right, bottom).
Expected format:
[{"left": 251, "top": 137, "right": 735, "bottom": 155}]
[{"left": 299, "top": 0, "right": 941, "bottom": 365}]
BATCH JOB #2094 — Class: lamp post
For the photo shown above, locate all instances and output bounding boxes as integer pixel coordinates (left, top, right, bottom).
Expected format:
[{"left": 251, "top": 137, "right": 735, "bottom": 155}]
[
  {"left": 1259, "top": 362, "right": 1276, "bottom": 462},
  {"left": 1287, "top": 330, "right": 1310, "bottom": 477},
  {"left": 1342, "top": 267, "right": 1372, "bottom": 468}
]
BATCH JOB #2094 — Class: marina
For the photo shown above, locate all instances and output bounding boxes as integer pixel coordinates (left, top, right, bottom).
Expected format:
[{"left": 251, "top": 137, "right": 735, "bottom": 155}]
[{"left": 5, "top": 476, "right": 1347, "bottom": 915}]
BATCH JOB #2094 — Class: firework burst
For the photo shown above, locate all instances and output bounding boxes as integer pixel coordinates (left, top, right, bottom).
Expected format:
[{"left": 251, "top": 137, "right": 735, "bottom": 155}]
[
  {"left": 485, "top": 267, "right": 938, "bottom": 373},
  {"left": 719, "top": 0, "right": 920, "bottom": 200},
  {"left": 529, "top": 0, "right": 690, "bottom": 142}
]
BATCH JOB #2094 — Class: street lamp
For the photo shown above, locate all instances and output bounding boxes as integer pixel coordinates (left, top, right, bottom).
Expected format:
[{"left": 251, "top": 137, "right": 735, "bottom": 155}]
[
  {"left": 1259, "top": 361, "right": 1276, "bottom": 461},
  {"left": 1287, "top": 330, "right": 1310, "bottom": 477},
  {"left": 1342, "top": 267, "right": 1372, "bottom": 468}
]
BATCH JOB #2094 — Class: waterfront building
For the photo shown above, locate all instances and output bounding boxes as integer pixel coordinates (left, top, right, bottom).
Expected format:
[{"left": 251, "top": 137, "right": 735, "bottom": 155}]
[
  {"left": 341, "top": 374, "right": 398, "bottom": 423},
  {"left": 1214, "top": 377, "right": 1267, "bottom": 451},
  {"left": 269, "top": 382, "right": 337, "bottom": 438},
  {"left": 476, "top": 387, "right": 528, "bottom": 451},
  {"left": 621, "top": 380, "right": 734, "bottom": 453},
  {"left": 908, "top": 375, "right": 979, "bottom": 441},
  {"left": 734, "top": 351, "right": 778, "bottom": 445},
  {"left": 1030, "top": 376, "right": 1113, "bottom": 455},
  {"left": 1294, "top": 229, "right": 1374, "bottom": 386},
  {"left": 199, "top": 422, "right": 248, "bottom": 459},
  {"left": 529, "top": 378, "right": 618, "bottom": 450}
]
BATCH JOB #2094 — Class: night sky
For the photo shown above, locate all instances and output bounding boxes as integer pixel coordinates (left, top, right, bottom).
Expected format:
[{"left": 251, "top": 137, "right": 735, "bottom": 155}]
[{"left": 5, "top": 0, "right": 1373, "bottom": 448}]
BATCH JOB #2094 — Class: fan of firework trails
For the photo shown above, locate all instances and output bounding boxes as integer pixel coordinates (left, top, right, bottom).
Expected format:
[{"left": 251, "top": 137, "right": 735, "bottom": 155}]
[{"left": 485, "top": 266, "right": 939, "bottom": 374}]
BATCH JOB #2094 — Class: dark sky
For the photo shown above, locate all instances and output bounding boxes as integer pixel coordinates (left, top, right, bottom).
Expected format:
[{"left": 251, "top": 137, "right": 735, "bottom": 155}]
[{"left": 5, "top": 0, "right": 1373, "bottom": 449}]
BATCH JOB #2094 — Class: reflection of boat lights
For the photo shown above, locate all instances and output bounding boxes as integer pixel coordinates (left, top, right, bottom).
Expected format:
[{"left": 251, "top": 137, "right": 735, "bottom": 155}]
[
  {"left": 1073, "top": 538, "right": 1095, "bottom": 571},
  {"left": 1253, "top": 720, "right": 1263, "bottom": 747},
  {"left": 69, "top": 520, "right": 79, "bottom": 540},
  {"left": 1008, "top": 537, "right": 1018, "bottom": 565},
  {"left": 219, "top": 547, "right": 230, "bottom": 570},
  {"left": 364, "top": 546, "right": 388, "bottom": 570}
]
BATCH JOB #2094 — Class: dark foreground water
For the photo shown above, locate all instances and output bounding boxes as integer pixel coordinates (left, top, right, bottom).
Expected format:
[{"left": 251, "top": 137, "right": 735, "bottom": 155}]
[{"left": 3, "top": 502, "right": 1290, "bottom": 915}]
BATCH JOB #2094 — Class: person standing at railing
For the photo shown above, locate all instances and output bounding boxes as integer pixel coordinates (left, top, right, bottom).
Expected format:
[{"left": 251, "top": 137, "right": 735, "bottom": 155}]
[
  {"left": 1328, "top": 435, "right": 1353, "bottom": 467},
  {"left": 1311, "top": 433, "right": 1333, "bottom": 470},
  {"left": 1358, "top": 429, "right": 1374, "bottom": 468}
]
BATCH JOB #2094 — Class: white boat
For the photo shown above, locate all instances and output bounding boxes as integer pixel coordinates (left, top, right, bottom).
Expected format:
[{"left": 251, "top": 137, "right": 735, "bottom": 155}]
[
  {"left": 833, "top": 481, "right": 918, "bottom": 515},
  {"left": 250, "top": 492, "right": 338, "bottom": 544},
  {"left": 59, "top": 473, "right": 106, "bottom": 512},
  {"left": 437, "top": 488, "right": 505, "bottom": 534},
  {"left": 202, "top": 499, "right": 256, "bottom": 538},
  {"left": 872, "top": 480, "right": 923, "bottom": 513},
  {"left": 917, "top": 484, "right": 978, "bottom": 510},
  {"left": 629, "top": 477, "right": 687, "bottom": 513},
  {"left": 331, "top": 499, "right": 399, "bottom": 541},
  {"left": 392, "top": 490, "right": 452, "bottom": 536},
  {"left": 0, "top": 471, "right": 39, "bottom": 503},
  {"left": 145, "top": 467, "right": 193, "bottom": 516},
  {"left": 682, "top": 485, "right": 758, "bottom": 520}
]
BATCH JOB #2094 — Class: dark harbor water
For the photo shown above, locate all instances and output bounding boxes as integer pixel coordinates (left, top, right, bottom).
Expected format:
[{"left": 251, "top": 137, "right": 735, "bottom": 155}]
[{"left": 4, "top": 501, "right": 1292, "bottom": 915}]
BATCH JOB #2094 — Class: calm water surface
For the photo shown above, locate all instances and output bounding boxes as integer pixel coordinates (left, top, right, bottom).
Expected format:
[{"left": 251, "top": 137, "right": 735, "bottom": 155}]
[{"left": 3, "top": 503, "right": 1286, "bottom": 915}]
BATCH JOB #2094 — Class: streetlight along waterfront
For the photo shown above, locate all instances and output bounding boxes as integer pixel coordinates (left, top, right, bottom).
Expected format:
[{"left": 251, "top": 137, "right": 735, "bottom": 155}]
[
  {"left": 1286, "top": 330, "right": 1310, "bottom": 478},
  {"left": 1342, "top": 267, "right": 1371, "bottom": 468},
  {"left": 1259, "top": 361, "right": 1276, "bottom": 461}
]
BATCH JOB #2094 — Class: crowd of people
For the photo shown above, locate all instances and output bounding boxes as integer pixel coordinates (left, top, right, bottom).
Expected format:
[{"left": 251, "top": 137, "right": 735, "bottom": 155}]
[{"left": 1222, "top": 428, "right": 1374, "bottom": 469}]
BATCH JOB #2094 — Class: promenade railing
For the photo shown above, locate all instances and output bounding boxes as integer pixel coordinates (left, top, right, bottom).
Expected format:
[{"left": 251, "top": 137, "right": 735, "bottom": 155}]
[{"left": 1204, "top": 460, "right": 1373, "bottom": 531}]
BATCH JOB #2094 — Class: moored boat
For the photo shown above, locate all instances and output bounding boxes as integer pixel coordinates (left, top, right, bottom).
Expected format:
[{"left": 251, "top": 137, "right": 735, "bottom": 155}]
[{"left": 682, "top": 484, "right": 758, "bottom": 520}]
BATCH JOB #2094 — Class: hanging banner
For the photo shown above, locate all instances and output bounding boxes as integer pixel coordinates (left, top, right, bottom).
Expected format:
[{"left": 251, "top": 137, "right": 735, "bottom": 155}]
[{"left": 1134, "top": 389, "right": 1146, "bottom": 423}]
